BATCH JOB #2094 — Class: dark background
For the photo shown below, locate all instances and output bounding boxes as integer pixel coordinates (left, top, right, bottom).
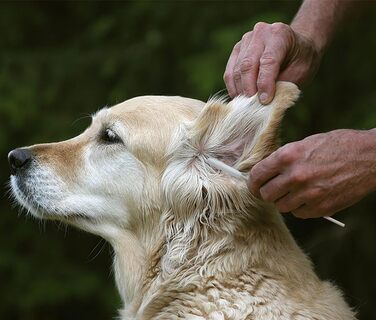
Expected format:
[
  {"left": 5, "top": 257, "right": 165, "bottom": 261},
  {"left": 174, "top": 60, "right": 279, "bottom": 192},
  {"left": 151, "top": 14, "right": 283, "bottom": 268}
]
[{"left": 0, "top": 1, "right": 375, "bottom": 319}]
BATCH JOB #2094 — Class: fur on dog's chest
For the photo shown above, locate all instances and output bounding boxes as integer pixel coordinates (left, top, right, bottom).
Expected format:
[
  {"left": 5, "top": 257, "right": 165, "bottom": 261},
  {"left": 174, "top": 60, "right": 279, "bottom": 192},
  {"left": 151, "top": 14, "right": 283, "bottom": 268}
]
[
  {"left": 136, "top": 268, "right": 353, "bottom": 320},
  {"left": 154, "top": 275, "right": 278, "bottom": 319}
]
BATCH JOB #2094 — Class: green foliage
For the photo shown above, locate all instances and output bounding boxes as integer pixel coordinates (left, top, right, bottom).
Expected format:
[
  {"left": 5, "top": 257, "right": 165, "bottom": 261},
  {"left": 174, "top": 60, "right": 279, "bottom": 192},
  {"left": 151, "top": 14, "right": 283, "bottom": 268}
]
[{"left": 0, "top": 1, "right": 375, "bottom": 319}]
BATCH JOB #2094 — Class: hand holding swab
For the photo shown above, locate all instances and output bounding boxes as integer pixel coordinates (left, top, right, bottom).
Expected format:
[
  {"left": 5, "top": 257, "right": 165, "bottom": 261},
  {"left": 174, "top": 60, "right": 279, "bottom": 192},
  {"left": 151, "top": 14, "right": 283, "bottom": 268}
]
[{"left": 206, "top": 157, "right": 345, "bottom": 228}]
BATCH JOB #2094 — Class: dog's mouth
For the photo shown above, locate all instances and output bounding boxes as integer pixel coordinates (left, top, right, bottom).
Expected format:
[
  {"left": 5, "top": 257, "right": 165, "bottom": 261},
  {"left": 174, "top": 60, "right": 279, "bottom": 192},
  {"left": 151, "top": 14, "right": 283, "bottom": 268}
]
[
  {"left": 10, "top": 175, "right": 44, "bottom": 216},
  {"left": 9, "top": 174, "right": 91, "bottom": 222}
]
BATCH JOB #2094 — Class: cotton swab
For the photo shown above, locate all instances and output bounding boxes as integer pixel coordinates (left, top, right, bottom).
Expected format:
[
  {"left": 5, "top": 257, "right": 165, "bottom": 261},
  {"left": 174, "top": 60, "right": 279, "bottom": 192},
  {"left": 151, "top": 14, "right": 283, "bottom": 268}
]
[
  {"left": 322, "top": 216, "right": 345, "bottom": 227},
  {"left": 206, "top": 157, "right": 345, "bottom": 228},
  {"left": 206, "top": 157, "right": 247, "bottom": 182}
]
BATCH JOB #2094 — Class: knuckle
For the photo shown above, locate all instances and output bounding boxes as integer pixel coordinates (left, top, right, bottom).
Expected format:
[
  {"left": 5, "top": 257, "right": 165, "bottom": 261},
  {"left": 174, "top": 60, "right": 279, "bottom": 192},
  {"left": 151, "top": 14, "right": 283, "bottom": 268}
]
[
  {"left": 240, "top": 58, "right": 257, "bottom": 73},
  {"left": 253, "top": 22, "right": 267, "bottom": 33},
  {"left": 290, "top": 169, "right": 306, "bottom": 184},
  {"left": 256, "top": 77, "right": 268, "bottom": 91},
  {"left": 271, "top": 22, "right": 288, "bottom": 33},
  {"left": 277, "top": 145, "right": 296, "bottom": 164},
  {"left": 241, "top": 31, "right": 252, "bottom": 41},
  {"left": 233, "top": 69, "right": 241, "bottom": 80},
  {"left": 250, "top": 165, "right": 265, "bottom": 190},
  {"left": 259, "top": 53, "right": 278, "bottom": 67},
  {"left": 233, "top": 41, "right": 242, "bottom": 52},
  {"left": 278, "top": 142, "right": 304, "bottom": 164},
  {"left": 259, "top": 186, "right": 272, "bottom": 202},
  {"left": 223, "top": 72, "right": 232, "bottom": 83},
  {"left": 250, "top": 165, "right": 261, "bottom": 184},
  {"left": 305, "top": 188, "right": 323, "bottom": 202}
]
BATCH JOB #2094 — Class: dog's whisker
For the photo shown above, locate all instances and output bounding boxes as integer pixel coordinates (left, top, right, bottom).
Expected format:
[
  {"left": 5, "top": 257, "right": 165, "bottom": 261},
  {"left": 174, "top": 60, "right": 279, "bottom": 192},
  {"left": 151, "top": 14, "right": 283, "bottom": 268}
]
[
  {"left": 71, "top": 113, "right": 92, "bottom": 127},
  {"left": 88, "top": 239, "right": 106, "bottom": 262}
]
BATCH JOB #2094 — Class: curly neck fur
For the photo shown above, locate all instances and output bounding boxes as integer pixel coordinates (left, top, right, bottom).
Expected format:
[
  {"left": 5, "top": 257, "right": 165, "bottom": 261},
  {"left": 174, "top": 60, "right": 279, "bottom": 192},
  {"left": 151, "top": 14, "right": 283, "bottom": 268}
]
[{"left": 112, "top": 199, "right": 315, "bottom": 319}]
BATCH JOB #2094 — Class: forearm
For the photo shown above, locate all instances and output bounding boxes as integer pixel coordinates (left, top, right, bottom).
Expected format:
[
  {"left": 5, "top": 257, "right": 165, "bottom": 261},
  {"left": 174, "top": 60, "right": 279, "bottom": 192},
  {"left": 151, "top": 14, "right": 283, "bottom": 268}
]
[
  {"left": 291, "top": 0, "right": 354, "bottom": 54},
  {"left": 364, "top": 128, "right": 376, "bottom": 192}
]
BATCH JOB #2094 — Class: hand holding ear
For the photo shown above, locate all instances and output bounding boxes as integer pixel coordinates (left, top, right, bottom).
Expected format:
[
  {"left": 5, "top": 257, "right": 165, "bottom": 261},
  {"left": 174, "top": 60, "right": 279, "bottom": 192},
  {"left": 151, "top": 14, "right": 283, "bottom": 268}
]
[
  {"left": 223, "top": 22, "right": 321, "bottom": 104},
  {"left": 248, "top": 129, "right": 376, "bottom": 219}
]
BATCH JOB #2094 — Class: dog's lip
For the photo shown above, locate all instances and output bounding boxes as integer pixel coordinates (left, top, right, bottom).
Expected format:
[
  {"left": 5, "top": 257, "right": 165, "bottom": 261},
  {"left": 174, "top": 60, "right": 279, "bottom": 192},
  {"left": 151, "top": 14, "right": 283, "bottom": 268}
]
[
  {"left": 11, "top": 173, "right": 99, "bottom": 225},
  {"left": 11, "top": 176, "right": 94, "bottom": 222},
  {"left": 11, "top": 174, "right": 27, "bottom": 192}
]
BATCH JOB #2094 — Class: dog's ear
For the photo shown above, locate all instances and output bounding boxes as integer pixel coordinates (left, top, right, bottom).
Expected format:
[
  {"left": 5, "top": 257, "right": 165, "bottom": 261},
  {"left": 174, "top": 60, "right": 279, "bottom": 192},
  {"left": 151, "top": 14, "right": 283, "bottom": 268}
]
[
  {"left": 162, "top": 82, "right": 299, "bottom": 219},
  {"left": 190, "top": 81, "right": 300, "bottom": 171}
]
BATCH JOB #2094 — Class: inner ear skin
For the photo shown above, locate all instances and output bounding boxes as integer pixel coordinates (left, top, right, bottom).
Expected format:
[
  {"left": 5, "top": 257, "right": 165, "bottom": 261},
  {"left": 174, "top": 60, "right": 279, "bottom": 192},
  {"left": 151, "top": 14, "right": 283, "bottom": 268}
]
[
  {"left": 217, "top": 139, "right": 247, "bottom": 166},
  {"left": 191, "top": 82, "right": 300, "bottom": 174}
]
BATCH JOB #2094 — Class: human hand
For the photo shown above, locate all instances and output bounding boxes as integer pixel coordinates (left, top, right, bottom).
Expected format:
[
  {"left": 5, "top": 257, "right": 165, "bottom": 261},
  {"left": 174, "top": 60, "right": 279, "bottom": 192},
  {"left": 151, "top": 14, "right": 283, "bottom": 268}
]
[
  {"left": 223, "top": 22, "right": 321, "bottom": 103},
  {"left": 248, "top": 129, "right": 376, "bottom": 218}
]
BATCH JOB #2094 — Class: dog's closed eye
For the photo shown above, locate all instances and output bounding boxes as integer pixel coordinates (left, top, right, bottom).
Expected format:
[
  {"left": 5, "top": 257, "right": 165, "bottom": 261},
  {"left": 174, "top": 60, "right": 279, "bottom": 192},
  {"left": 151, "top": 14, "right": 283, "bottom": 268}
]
[{"left": 100, "top": 128, "right": 123, "bottom": 144}]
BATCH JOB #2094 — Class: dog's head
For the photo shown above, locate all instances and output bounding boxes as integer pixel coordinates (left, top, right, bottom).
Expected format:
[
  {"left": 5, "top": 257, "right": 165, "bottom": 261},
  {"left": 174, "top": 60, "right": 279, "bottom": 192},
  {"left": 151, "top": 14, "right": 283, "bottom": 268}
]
[{"left": 9, "top": 82, "right": 299, "bottom": 242}]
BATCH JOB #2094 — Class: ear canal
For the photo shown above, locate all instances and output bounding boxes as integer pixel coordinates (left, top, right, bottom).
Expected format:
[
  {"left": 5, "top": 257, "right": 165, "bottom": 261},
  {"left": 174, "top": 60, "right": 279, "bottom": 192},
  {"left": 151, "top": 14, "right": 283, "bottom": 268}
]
[{"left": 189, "top": 81, "right": 300, "bottom": 171}]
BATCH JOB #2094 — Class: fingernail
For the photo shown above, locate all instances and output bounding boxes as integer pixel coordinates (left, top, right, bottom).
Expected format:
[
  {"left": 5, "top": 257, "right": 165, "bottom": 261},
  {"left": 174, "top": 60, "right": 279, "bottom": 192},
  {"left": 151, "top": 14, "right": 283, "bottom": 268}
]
[{"left": 259, "top": 93, "right": 269, "bottom": 104}]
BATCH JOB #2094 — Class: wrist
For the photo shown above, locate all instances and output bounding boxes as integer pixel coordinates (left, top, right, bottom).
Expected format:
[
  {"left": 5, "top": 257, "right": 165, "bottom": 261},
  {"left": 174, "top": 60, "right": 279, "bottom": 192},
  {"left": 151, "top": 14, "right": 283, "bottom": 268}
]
[
  {"left": 333, "top": 129, "right": 376, "bottom": 194},
  {"left": 289, "top": 0, "right": 350, "bottom": 58},
  {"left": 290, "top": 23, "right": 327, "bottom": 57},
  {"left": 358, "top": 129, "right": 376, "bottom": 192}
]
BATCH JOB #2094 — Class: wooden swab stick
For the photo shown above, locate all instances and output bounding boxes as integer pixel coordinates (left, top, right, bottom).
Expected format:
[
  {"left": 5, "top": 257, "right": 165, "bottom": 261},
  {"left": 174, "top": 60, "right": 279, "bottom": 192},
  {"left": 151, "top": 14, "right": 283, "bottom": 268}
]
[{"left": 206, "top": 157, "right": 345, "bottom": 228}]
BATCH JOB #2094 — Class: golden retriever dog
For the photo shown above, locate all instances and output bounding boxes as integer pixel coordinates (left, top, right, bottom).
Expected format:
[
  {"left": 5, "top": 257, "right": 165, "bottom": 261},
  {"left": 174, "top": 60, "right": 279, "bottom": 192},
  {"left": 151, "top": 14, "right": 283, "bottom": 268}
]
[{"left": 9, "top": 82, "right": 355, "bottom": 319}]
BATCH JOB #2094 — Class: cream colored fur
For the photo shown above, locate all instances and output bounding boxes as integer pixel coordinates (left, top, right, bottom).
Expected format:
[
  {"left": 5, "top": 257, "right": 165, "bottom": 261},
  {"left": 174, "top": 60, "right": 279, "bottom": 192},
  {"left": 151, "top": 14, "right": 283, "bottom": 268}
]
[{"left": 10, "top": 82, "right": 355, "bottom": 319}]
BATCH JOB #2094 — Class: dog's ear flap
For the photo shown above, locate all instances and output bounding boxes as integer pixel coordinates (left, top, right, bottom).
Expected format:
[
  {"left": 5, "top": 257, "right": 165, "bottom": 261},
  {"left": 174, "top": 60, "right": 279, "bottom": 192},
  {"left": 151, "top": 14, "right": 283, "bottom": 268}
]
[
  {"left": 161, "top": 82, "right": 300, "bottom": 219},
  {"left": 189, "top": 81, "right": 300, "bottom": 171}
]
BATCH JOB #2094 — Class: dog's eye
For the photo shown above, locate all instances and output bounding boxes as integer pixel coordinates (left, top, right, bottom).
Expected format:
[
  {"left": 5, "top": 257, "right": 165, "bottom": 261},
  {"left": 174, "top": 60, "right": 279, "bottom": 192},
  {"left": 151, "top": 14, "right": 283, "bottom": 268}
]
[{"left": 100, "top": 128, "right": 122, "bottom": 144}]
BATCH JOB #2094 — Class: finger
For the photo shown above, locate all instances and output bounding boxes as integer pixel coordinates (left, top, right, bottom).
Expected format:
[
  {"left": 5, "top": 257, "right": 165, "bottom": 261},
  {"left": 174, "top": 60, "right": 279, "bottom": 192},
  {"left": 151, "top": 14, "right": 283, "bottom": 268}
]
[
  {"left": 233, "top": 33, "right": 253, "bottom": 95},
  {"left": 293, "top": 199, "right": 345, "bottom": 219},
  {"left": 224, "top": 41, "right": 242, "bottom": 98},
  {"left": 291, "top": 204, "right": 320, "bottom": 219},
  {"left": 257, "top": 39, "right": 288, "bottom": 104},
  {"left": 258, "top": 173, "right": 291, "bottom": 203},
  {"left": 235, "top": 31, "right": 264, "bottom": 96},
  {"left": 248, "top": 152, "right": 281, "bottom": 196},
  {"left": 274, "top": 191, "right": 305, "bottom": 213},
  {"left": 234, "top": 67, "right": 243, "bottom": 97}
]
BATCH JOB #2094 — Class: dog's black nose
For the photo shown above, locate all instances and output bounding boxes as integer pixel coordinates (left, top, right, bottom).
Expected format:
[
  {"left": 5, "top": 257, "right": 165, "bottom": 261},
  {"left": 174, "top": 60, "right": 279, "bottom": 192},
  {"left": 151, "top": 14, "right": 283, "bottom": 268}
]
[{"left": 8, "top": 148, "right": 32, "bottom": 175}]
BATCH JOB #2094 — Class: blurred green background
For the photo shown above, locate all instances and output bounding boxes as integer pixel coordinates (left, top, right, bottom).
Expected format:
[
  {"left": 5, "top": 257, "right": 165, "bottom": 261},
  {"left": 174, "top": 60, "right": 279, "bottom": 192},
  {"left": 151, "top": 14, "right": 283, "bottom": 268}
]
[{"left": 0, "top": 1, "right": 375, "bottom": 319}]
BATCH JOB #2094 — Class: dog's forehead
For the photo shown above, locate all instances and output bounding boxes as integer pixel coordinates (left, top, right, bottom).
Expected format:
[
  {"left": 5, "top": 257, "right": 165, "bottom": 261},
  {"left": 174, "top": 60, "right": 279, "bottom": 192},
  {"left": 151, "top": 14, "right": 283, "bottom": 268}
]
[
  {"left": 91, "top": 96, "right": 203, "bottom": 131},
  {"left": 109, "top": 95, "right": 204, "bottom": 124}
]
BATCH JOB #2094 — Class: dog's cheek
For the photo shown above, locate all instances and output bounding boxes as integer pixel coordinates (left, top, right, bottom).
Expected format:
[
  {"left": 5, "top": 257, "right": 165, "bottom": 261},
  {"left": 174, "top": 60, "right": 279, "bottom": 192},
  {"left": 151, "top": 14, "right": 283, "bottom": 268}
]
[{"left": 83, "top": 148, "right": 147, "bottom": 211}]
